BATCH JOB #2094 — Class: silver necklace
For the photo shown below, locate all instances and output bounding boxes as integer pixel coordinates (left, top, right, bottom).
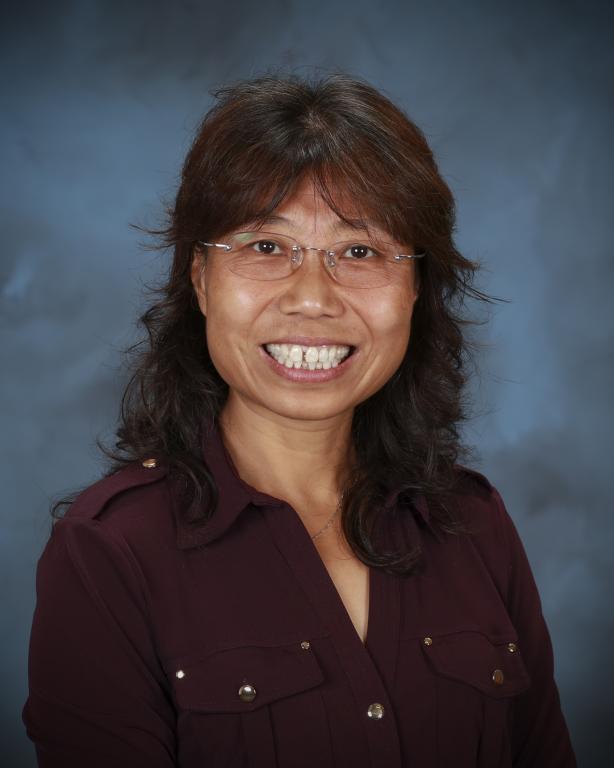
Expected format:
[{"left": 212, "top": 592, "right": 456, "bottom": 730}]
[{"left": 311, "top": 498, "right": 342, "bottom": 541}]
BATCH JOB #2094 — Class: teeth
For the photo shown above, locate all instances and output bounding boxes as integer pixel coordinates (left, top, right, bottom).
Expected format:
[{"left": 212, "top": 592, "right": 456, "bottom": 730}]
[
  {"left": 289, "top": 345, "right": 303, "bottom": 363},
  {"left": 264, "top": 343, "right": 352, "bottom": 369}
]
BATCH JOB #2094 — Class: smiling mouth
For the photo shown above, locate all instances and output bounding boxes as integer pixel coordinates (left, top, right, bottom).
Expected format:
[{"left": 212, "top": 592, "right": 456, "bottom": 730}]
[{"left": 262, "top": 342, "right": 356, "bottom": 370}]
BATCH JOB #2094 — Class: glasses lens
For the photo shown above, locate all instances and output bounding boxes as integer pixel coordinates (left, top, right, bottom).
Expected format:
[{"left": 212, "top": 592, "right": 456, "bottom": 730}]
[
  {"left": 221, "top": 232, "right": 407, "bottom": 288},
  {"left": 332, "top": 240, "right": 399, "bottom": 289},
  {"left": 225, "top": 232, "right": 294, "bottom": 280}
]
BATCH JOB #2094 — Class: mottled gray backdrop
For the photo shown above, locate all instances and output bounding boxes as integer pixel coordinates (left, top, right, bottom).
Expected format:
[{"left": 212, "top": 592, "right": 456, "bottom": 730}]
[{"left": 2, "top": 0, "right": 612, "bottom": 765}]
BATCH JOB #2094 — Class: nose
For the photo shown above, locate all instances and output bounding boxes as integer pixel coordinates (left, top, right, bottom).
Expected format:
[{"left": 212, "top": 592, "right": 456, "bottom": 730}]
[
  {"left": 278, "top": 246, "right": 343, "bottom": 317},
  {"left": 295, "top": 245, "right": 336, "bottom": 277}
]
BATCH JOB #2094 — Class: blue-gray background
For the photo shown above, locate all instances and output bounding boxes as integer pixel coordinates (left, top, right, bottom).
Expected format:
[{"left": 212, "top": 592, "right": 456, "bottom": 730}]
[{"left": 2, "top": 0, "right": 612, "bottom": 765}]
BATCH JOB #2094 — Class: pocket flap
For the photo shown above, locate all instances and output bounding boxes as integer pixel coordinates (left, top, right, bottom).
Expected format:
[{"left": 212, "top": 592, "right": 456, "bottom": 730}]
[
  {"left": 421, "top": 630, "right": 531, "bottom": 699},
  {"left": 169, "top": 639, "right": 326, "bottom": 713}
]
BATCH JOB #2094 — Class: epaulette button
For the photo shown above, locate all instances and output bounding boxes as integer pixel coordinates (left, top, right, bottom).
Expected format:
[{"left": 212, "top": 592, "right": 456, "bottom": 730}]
[{"left": 142, "top": 458, "right": 158, "bottom": 469}]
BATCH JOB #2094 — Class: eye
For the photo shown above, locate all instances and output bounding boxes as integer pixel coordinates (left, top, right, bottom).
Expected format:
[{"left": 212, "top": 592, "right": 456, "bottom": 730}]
[
  {"left": 341, "top": 243, "right": 380, "bottom": 260},
  {"left": 231, "top": 232, "right": 292, "bottom": 257},
  {"left": 252, "top": 239, "right": 281, "bottom": 254}
]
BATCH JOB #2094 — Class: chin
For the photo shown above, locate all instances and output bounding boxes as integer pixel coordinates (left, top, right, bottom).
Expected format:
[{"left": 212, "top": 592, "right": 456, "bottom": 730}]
[{"left": 258, "top": 397, "right": 354, "bottom": 422}]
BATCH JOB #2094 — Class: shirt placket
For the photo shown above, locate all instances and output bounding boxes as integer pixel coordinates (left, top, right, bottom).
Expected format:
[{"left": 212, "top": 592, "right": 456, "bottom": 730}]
[{"left": 262, "top": 502, "right": 403, "bottom": 768}]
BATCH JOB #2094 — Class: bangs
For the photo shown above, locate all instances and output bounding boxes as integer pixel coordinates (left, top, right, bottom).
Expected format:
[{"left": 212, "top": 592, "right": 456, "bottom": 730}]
[
  {"left": 180, "top": 74, "right": 426, "bottom": 250},
  {"left": 205, "top": 158, "right": 416, "bottom": 249}
]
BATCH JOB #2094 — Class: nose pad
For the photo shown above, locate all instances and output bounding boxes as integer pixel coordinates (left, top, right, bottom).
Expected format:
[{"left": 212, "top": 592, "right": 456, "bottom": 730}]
[
  {"left": 290, "top": 248, "right": 301, "bottom": 266},
  {"left": 293, "top": 246, "right": 338, "bottom": 280}
]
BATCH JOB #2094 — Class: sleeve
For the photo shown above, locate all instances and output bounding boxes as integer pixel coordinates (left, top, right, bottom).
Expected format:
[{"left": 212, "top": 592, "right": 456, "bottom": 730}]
[
  {"left": 22, "top": 517, "right": 177, "bottom": 767},
  {"left": 492, "top": 488, "right": 577, "bottom": 768}
]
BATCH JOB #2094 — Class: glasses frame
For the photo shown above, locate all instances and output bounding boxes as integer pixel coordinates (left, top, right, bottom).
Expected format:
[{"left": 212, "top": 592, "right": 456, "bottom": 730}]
[{"left": 195, "top": 231, "right": 426, "bottom": 287}]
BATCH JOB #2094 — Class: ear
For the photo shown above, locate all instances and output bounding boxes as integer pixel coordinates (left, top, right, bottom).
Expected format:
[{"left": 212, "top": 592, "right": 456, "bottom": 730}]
[
  {"left": 412, "top": 263, "right": 421, "bottom": 303},
  {"left": 190, "top": 248, "right": 207, "bottom": 316}
]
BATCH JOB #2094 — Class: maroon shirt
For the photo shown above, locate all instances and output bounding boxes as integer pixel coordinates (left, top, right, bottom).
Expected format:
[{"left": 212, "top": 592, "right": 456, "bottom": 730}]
[{"left": 22, "top": 419, "right": 576, "bottom": 767}]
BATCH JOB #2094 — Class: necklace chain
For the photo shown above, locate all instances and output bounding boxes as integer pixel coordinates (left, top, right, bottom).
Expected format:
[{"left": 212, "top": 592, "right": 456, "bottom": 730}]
[{"left": 310, "top": 498, "right": 342, "bottom": 541}]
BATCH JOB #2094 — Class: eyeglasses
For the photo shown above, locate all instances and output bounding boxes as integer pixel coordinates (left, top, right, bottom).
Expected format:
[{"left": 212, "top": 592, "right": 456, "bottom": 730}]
[{"left": 196, "top": 231, "right": 426, "bottom": 289}]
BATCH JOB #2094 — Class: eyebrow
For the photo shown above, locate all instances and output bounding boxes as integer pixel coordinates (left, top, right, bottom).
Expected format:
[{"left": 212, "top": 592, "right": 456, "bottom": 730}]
[{"left": 248, "top": 214, "right": 384, "bottom": 235}]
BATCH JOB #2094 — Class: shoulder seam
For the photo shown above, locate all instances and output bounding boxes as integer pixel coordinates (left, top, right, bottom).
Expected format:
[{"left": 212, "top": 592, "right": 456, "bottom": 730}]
[
  {"left": 490, "top": 486, "right": 513, "bottom": 608},
  {"left": 67, "top": 462, "right": 169, "bottom": 521}
]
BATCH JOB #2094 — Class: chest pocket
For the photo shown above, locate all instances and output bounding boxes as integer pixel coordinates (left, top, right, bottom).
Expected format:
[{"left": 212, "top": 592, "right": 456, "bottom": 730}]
[
  {"left": 166, "top": 636, "right": 334, "bottom": 768},
  {"left": 420, "top": 629, "right": 531, "bottom": 767},
  {"left": 421, "top": 629, "right": 531, "bottom": 698}
]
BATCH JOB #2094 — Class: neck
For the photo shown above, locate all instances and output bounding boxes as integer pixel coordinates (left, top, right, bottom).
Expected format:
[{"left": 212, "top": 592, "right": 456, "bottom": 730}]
[{"left": 218, "top": 392, "right": 355, "bottom": 508}]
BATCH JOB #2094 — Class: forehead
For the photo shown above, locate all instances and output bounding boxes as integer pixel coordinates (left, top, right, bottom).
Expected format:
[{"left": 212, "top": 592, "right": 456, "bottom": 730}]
[{"left": 242, "top": 177, "right": 393, "bottom": 240}]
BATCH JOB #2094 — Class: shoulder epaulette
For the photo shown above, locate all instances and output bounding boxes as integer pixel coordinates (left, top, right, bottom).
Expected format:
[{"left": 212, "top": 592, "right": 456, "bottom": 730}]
[
  {"left": 66, "top": 458, "right": 169, "bottom": 521},
  {"left": 454, "top": 464, "right": 494, "bottom": 493}
]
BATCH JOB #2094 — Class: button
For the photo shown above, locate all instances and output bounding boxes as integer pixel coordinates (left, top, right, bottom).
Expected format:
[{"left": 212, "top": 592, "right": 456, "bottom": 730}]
[
  {"left": 238, "top": 683, "right": 257, "bottom": 702},
  {"left": 507, "top": 642, "right": 518, "bottom": 653},
  {"left": 175, "top": 669, "right": 185, "bottom": 679},
  {"left": 367, "top": 702, "right": 385, "bottom": 720},
  {"left": 492, "top": 669, "right": 505, "bottom": 685},
  {"left": 423, "top": 636, "right": 433, "bottom": 646},
  {"left": 142, "top": 458, "right": 157, "bottom": 469},
  {"left": 300, "top": 641, "right": 311, "bottom": 650}
]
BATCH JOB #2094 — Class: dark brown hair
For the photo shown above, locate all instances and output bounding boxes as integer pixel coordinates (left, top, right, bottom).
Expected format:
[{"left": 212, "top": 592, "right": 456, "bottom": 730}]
[{"left": 54, "top": 70, "right": 498, "bottom": 575}]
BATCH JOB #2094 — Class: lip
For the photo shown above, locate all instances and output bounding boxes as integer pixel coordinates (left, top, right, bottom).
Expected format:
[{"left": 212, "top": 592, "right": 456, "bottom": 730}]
[
  {"left": 259, "top": 344, "right": 359, "bottom": 383},
  {"left": 262, "top": 337, "right": 355, "bottom": 348}
]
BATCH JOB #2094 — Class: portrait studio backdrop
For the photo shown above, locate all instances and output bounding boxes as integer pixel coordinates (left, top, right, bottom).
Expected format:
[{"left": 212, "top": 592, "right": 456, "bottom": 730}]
[{"left": 2, "top": 1, "right": 612, "bottom": 766}]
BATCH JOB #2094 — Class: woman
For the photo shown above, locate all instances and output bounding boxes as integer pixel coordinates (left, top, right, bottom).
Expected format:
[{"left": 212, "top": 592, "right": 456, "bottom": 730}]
[{"left": 22, "top": 72, "right": 576, "bottom": 767}]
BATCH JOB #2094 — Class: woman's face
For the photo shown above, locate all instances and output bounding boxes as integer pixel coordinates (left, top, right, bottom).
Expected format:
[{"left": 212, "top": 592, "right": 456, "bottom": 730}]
[{"left": 190, "top": 177, "right": 420, "bottom": 425}]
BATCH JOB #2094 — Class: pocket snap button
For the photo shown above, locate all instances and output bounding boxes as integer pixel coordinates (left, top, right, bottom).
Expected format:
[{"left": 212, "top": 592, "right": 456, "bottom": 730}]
[
  {"left": 367, "top": 702, "right": 385, "bottom": 720},
  {"left": 238, "top": 683, "right": 257, "bottom": 702},
  {"left": 492, "top": 669, "right": 505, "bottom": 685},
  {"left": 507, "top": 642, "right": 518, "bottom": 653},
  {"left": 423, "top": 636, "right": 433, "bottom": 646}
]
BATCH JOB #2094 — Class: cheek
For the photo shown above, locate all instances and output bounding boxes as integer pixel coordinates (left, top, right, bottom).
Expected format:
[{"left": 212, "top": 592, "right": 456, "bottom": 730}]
[
  {"left": 363, "top": 295, "right": 414, "bottom": 372},
  {"left": 368, "top": 292, "right": 414, "bottom": 339},
  {"left": 206, "top": 273, "right": 255, "bottom": 324},
  {"left": 204, "top": 279, "right": 267, "bottom": 356}
]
